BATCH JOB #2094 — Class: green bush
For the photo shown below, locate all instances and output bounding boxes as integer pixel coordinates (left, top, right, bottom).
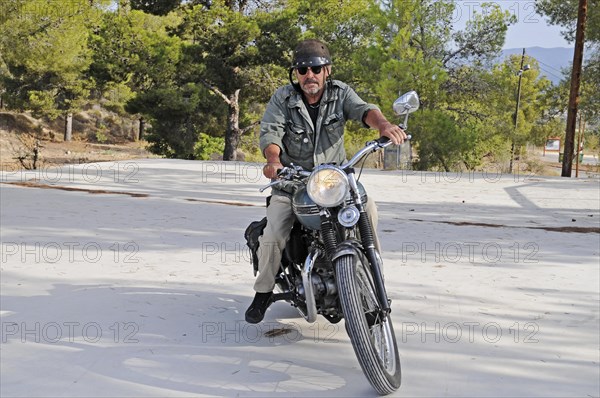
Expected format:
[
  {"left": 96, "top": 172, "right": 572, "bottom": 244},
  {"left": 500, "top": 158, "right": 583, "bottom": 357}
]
[
  {"left": 239, "top": 132, "right": 263, "bottom": 163},
  {"left": 194, "top": 133, "right": 225, "bottom": 160}
]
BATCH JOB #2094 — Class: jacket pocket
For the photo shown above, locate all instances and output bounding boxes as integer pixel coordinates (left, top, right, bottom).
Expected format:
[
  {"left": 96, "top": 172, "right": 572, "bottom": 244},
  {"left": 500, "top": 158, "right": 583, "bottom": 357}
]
[
  {"left": 283, "top": 122, "right": 310, "bottom": 159},
  {"left": 323, "top": 114, "right": 344, "bottom": 149}
]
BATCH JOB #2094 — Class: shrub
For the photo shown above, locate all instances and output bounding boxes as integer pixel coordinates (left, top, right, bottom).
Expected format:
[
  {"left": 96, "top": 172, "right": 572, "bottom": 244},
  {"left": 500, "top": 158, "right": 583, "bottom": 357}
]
[{"left": 194, "top": 133, "right": 225, "bottom": 160}]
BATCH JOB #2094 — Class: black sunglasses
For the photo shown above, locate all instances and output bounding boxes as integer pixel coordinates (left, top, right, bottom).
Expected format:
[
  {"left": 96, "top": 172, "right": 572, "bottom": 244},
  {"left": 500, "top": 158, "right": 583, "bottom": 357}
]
[{"left": 297, "top": 66, "right": 324, "bottom": 75}]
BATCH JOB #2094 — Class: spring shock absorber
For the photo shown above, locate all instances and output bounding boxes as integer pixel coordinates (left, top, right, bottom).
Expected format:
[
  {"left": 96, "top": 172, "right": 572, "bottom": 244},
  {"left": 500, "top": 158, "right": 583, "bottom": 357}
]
[{"left": 320, "top": 210, "right": 338, "bottom": 260}]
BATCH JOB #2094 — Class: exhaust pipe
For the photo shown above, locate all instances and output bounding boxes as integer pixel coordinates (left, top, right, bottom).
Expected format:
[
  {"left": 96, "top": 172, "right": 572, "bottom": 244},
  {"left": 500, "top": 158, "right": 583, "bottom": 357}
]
[{"left": 301, "top": 247, "right": 321, "bottom": 323}]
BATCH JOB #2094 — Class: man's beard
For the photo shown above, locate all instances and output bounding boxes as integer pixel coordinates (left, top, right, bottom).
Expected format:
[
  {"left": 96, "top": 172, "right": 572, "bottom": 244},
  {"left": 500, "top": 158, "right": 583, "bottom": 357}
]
[{"left": 301, "top": 79, "right": 322, "bottom": 95}]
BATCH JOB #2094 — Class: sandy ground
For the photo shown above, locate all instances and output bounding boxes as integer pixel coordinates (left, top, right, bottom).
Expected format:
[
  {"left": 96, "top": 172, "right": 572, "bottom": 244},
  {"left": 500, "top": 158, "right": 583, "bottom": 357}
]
[
  {"left": 0, "top": 129, "right": 155, "bottom": 172},
  {"left": 1, "top": 159, "right": 599, "bottom": 397}
]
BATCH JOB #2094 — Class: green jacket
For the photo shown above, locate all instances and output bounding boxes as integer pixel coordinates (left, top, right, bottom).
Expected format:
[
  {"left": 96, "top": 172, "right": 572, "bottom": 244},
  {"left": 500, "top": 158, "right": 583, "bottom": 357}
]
[{"left": 260, "top": 80, "right": 378, "bottom": 195}]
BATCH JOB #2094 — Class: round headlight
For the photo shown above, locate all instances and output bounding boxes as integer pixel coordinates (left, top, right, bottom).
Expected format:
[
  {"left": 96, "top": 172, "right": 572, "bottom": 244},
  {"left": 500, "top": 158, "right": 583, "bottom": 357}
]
[{"left": 306, "top": 165, "right": 349, "bottom": 207}]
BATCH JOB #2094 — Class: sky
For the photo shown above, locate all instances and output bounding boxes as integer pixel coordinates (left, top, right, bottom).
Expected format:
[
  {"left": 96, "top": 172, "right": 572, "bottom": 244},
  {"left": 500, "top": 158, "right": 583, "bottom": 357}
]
[{"left": 452, "top": 1, "right": 571, "bottom": 49}]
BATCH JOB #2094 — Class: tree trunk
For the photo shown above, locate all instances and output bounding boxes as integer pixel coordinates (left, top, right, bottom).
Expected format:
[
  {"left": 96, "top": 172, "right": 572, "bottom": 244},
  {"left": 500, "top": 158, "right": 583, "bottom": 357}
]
[
  {"left": 32, "top": 140, "right": 40, "bottom": 170},
  {"left": 223, "top": 90, "right": 241, "bottom": 161},
  {"left": 64, "top": 112, "right": 73, "bottom": 142},
  {"left": 562, "top": 0, "right": 587, "bottom": 177},
  {"left": 138, "top": 117, "right": 145, "bottom": 141}
]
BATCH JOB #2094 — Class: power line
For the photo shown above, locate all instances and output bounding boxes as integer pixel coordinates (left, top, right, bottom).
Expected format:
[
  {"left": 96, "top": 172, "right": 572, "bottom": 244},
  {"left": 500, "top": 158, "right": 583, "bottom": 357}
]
[
  {"left": 537, "top": 59, "right": 566, "bottom": 74},
  {"left": 538, "top": 65, "right": 565, "bottom": 81}
]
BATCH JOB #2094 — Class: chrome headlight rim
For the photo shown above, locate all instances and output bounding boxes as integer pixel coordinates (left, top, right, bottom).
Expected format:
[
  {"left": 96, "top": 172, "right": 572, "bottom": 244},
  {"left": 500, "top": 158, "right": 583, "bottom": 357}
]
[{"left": 306, "top": 165, "right": 349, "bottom": 208}]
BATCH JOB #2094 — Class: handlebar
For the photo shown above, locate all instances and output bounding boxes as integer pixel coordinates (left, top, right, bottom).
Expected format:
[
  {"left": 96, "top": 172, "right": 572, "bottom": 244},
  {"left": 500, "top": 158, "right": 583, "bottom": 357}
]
[
  {"left": 344, "top": 133, "right": 411, "bottom": 170},
  {"left": 258, "top": 165, "right": 311, "bottom": 193},
  {"left": 258, "top": 130, "right": 411, "bottom": 192},
  {"left": 372, "top": 132, "right": 412, "bottom": 146},
  {"left": 375, "top": 133, "right": 412, "bottom": 145}
]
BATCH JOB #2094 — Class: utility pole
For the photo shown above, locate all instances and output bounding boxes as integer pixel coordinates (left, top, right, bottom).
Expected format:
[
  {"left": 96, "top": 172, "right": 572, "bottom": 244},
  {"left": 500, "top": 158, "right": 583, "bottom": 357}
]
[
  {"left": 509, "top": 48, "right": 526, "bottom": 174},
  {"left": 562, "top": 0, "right": 587, "bottom": 177}
]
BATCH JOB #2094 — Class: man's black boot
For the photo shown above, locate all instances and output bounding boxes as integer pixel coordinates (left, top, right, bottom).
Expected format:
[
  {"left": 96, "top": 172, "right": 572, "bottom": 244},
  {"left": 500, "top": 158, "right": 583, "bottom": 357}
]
[{"left": 245, "top": 292, "right": 272, "bottom": 324}]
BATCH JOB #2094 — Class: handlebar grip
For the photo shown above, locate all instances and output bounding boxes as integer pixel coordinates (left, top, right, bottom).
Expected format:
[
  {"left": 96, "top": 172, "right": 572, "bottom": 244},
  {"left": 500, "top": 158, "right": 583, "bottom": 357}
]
[{"left": 377, "top": 134, "right": 412, "bottom": 145}]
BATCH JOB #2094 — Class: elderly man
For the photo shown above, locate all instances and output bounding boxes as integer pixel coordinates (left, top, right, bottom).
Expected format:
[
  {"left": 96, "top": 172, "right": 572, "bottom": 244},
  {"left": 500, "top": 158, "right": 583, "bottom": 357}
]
[{"left": 245, "top": 39, "right": 406, "bottom": 323}]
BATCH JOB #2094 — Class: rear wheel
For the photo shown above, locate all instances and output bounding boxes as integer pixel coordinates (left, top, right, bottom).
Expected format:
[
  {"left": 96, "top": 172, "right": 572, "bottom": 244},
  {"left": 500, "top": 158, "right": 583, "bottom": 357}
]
[{"left": 335, "top": 250, "right": 401, "bottom": 395}]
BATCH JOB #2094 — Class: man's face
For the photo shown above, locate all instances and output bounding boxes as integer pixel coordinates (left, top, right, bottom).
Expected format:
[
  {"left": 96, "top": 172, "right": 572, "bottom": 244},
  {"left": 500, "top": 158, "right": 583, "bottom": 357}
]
[{"left": 296, "top": 65, "right": 330, "bottom": 97}]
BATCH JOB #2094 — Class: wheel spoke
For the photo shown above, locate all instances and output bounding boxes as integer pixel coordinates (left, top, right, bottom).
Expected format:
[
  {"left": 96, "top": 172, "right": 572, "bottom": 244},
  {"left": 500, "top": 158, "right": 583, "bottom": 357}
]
[
  {"left": 335, "top": 251, "right": 401, "bottom": 393},
  {"left": 354, "top": 262, "right": 397, "bottom": 371}
]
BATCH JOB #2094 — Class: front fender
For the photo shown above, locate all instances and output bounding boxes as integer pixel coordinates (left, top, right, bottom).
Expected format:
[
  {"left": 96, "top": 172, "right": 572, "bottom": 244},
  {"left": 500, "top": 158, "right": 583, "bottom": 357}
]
[{"left": 331, "top": 239, "right": 364, "bottom": 263}]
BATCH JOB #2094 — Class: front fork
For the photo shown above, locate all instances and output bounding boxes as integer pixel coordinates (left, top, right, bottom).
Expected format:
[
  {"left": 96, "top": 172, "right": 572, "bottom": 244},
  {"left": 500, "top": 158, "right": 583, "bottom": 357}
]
[{"left": 346, "top": 169, "right": 391, "bottom": 315}]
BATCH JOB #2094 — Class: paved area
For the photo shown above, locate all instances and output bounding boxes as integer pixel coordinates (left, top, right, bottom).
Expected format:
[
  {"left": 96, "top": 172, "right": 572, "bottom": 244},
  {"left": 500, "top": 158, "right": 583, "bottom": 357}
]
[{"left": 1, "top": 159, "right": 599, "bottom": 397}]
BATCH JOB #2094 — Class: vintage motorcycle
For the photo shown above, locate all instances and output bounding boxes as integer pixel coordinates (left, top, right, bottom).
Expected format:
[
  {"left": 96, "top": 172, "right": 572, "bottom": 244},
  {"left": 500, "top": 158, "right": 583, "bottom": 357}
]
[{"left": 245, "top": 90, "right": 419, "bottom": 395}]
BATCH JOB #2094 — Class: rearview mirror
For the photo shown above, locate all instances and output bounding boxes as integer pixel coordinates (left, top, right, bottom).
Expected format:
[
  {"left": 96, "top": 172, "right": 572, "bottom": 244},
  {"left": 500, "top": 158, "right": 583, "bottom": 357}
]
[{"left": 393, "top": 91, "right": 420, "bottom": 116}]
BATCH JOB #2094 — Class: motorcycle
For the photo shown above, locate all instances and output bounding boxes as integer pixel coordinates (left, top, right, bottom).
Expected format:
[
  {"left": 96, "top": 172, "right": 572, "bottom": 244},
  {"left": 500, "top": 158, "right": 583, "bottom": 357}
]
[{"left": 245, "top": 90, "right": 419, "bottom": 395}]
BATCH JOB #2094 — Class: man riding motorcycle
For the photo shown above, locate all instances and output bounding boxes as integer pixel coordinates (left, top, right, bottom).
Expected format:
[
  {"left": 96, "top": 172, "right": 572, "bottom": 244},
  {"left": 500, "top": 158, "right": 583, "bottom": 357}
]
[{"left": 245, "top": 39, "right": 407, "bottom": 324}]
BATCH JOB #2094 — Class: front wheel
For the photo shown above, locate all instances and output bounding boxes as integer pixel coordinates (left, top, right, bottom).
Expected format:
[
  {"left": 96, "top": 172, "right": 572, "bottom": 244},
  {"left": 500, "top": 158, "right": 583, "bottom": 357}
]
[{"left": 335, "top": 250, "right": 401, "bottom": 395}]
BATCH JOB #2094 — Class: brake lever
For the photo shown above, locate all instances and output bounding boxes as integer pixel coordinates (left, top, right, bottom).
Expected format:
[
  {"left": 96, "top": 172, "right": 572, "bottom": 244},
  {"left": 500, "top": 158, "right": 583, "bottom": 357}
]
[
  {"left": 258, "top": 164, "right": 310, "bottom": 192},
  {"left": 259, "top": 180, "right": 283, "bottom": 193},
  {"left": 258, "top": 166, "right": 293, "bottom": 192}
]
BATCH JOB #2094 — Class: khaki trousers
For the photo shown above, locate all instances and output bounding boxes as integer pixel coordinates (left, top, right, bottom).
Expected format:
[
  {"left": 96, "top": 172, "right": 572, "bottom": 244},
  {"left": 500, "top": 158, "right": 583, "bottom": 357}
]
[{"left": 253, "top": 195, "right": 381, "bottom": 293}]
